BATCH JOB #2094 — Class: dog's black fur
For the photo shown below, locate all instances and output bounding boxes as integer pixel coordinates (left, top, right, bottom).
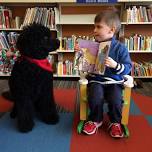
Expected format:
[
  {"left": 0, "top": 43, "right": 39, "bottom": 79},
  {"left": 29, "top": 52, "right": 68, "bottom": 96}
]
[{"left": 9, "top": 23, "right": 60, "bottom": 133}]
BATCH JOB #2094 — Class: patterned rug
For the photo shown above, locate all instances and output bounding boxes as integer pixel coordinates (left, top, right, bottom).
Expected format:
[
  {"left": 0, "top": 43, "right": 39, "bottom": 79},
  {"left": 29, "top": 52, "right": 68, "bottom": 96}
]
[{"left": 0, "top": 90, "right": 152, "bottom": 152}]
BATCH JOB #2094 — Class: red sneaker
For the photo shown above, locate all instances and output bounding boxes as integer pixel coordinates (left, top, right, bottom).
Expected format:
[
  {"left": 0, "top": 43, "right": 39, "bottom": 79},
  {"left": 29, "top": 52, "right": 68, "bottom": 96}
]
[
  {"left": 83, "top": 121, "right": 102, "bottom": 135},
  {"left": 108, "top": 123, "right": 124, "bottom": 138}
]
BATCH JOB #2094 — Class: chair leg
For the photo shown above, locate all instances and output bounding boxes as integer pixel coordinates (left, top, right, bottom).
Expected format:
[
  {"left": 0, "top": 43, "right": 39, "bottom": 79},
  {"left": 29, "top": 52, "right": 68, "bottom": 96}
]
[
  {"left": 77, "top": 120, "right": 85, "bottom": 134},
  {"left": 122, "top": 124, "right": 130, "bottom": 137},
  {"left": 121, "top": 87, "right": 132, "bottom": 137},
  {"left": 78, "top": 79, "right": 88, "bottom": 134}
]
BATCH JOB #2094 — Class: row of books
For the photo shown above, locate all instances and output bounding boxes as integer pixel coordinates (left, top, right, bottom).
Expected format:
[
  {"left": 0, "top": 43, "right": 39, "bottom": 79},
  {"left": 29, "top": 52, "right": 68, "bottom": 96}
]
[
  {"left": 0, "top": 6, "right": 59, "bottom": 29},
  {"left": 0, "top": 61, "right": 13, "bottom": 74},
  {"left": 0, "top": 33, "right": 96, "bottom": 75},
  {"left": 125, "top": 34, "right": 152, "bottom": 51},
  {"left": 21, "top": 7, "right": 58, "bottom": 29},
  {"left": 1, "top": 59, "right": 152, "bottom": 78},
  {"left": 123, "top": 6, "right": 152, "bottom": 23},
  {"left": 0, "top": 6, "right": 12, "bottom": 29},
  {"left": 58, "top": 35, "right": 95, "bottom": 51},
  {"left": 57, "top": 53, "right": 78, "bottom": 75},
  {"left": 0, "top": 31, "right": 19, "bottom": 74},
  {"left": 58, "top": 36, "right": 76, "bottom": 51},
  {"left": 0, "top": 31, "right": 19, "bottom": 50},
  {"left": 57, "top": 60, "right": 78, "bottom": 75},
  {"left": 48, "top": 54, "right": 78, "bottom": 76},
  {"left": 132, "top": 61, "right": 152, "bottom": 77},
  {"left": 0, "top": 31, "right": 19, "bottom": 61},
  {"left": 0, "top": 6, "right": 22, "bottom": 29}
]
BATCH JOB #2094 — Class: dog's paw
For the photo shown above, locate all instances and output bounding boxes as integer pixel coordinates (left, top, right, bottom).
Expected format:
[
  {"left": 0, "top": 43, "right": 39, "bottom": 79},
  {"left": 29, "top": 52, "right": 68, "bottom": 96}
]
[
  {"left": 42, "top": 113, "right": 59, "bottom": 125},
  {"left": 2, "top": 91, "right": 14, "bottom": 102},
  {"left": 10, "top": 111, "right": 16, "bottom": 119},
  {"left": 18, "top": 119, "right": 35, "bottom": 133}
]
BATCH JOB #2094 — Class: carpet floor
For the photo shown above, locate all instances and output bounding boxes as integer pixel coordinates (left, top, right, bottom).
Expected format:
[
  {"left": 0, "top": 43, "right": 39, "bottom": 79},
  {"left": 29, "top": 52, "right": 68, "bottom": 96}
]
[{"left": 0, "top": 90, "right": 152, "bottom": 152}]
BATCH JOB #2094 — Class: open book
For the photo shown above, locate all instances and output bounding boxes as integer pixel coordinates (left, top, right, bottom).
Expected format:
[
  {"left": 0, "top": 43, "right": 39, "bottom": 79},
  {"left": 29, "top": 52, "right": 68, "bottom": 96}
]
[{"left": 74, "top": 39, "right": 111, "bottom": 75}]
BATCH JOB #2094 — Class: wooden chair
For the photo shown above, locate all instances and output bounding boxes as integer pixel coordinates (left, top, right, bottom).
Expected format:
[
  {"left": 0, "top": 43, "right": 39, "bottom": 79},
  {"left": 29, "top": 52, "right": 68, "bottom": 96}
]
[{"left": 77, "top": 75, "right": 134, "bottom": 137}]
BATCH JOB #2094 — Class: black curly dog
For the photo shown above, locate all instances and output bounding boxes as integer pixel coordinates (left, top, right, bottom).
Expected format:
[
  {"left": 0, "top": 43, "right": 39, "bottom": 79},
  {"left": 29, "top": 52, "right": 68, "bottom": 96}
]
[{"left": 9, "top": 23, "right": 60, "bottom": 133}]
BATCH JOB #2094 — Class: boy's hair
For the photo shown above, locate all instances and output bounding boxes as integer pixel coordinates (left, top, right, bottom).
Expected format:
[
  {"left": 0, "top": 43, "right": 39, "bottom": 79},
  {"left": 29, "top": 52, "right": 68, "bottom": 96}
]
[{"left": 94, "top": 11, "right": 121, "bottom": 34}]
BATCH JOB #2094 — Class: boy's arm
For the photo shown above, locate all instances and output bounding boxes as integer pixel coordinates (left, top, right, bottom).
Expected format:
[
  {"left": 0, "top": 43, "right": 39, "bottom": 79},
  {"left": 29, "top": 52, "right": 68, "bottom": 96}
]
[{"left": 113, "top": 46, "right": 132, "bottom": 75}]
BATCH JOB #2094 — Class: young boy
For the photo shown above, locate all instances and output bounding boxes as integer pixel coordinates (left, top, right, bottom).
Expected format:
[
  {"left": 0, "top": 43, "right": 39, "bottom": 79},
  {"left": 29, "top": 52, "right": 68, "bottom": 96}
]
[{"left": 76, "top": 11, "right": 132, "bottom": 138}]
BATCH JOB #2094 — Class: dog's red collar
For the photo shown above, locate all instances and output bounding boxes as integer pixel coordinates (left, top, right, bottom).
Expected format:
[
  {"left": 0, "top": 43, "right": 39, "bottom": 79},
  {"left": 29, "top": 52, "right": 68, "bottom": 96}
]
[{"left": 19, "top": 56, "right": 53, "bottom": 72}]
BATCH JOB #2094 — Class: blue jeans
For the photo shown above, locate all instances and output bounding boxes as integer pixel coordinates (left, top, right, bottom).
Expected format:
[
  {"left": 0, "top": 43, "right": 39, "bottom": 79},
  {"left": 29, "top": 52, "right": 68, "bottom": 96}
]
[{"left": 87, "top": 83, "right": 124, "bottom": 123}]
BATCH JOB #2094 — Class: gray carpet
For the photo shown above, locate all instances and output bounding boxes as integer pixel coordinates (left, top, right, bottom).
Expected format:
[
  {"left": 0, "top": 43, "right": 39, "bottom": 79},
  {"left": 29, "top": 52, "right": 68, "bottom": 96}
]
[
  {"left": 0, "top": 78, "right": 152, "bottom": 118},
  {"left": 0, "top": 78, "right": 78, "bottom": 95},
  {"left": 133, "top": 81, "right": 152, "bottom": 97},
  {"left": 0, "top": 78, "right": 152, "bottom": 97},
  {"left": 0, "top": 79, "right": 9, "bottom": 95}
]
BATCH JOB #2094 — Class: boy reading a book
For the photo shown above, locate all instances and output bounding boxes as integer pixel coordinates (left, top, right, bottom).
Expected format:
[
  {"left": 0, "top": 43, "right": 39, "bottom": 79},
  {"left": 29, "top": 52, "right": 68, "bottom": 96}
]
[{"left": 75, "top": 11, "right": 132, "bottom": 138}]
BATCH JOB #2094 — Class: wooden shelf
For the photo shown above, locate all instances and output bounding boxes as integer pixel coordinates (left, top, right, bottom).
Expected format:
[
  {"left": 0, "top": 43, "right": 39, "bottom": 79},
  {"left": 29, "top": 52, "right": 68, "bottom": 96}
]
[
  {"left": 57, "top": 50, "right": 75, "bottom": 53},
  {"left": 121, "top": 22, "right": 152, "bottom": 25},
  {"left": 0, "top": 28, "right": 22, "bottom": 31},
  {"left": 129, "top": 50, "right": 152, "bottom": 53},
  {"left": 118, "top": 0, "right": 152, "bottom": 2},
  {"left": 0, "top": 73, "right": 80, "bottom": 78},
  {"left": 0, "top": 72, "right": 10, "bottom": 76},
  {"left": 1, "top": 0, "right": 152, "bottom": 3},
  {"left": 133, "top": 76, "right": 152, "bottom": 78},
  {"left": 0, "top": 0, "right": 76, "bottom": 3},
  {"left": 49, "top": 50, "right": 75, "bottom": 54},
  {"left": 49, "top": 51, "right": 58, "bottom": 55},
  {"left": 0, "top": 28, "right": 58, "bottom": 31},
  {"left": 2, "top": 0, "right": 151, "bottom": 3},
  {"left": 59, "top": 14, "right": 95, "bottom": 25},
  {"left": 2, "top": 73, "right": 152, "bottom": 79},
  {"left": 54, "top": 74, "right": 80, "bottom": 78}
]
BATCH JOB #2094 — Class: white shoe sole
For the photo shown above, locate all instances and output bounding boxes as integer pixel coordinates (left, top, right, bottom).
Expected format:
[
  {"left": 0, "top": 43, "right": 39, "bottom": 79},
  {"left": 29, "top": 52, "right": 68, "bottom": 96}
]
[
  {"left": 110, "top": 133, "right": 124, "bottom": 138},
  {"left": 83, "top": 121, "right": 103, "bottom": 135}
]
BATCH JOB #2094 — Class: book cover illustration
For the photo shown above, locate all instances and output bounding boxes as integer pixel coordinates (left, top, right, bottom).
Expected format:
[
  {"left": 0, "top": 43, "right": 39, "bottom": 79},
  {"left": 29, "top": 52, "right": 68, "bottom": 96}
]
[{"left": 76, "top": 39, "right": 111, "bottom": 75}]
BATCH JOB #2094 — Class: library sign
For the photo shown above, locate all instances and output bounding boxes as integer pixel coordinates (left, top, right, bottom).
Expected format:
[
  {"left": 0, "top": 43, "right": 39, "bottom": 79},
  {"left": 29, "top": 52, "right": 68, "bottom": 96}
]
[{"left": 77, "top": 0, "right": 117, "bottom": 3}]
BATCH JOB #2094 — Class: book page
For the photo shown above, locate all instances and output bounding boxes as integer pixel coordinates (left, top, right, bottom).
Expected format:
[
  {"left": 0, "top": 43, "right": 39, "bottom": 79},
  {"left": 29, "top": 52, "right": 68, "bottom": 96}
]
[
  {"left": 94, "top": 41, "right": 111, "bottom": 75},
  {"left": 78, "top": 39, "right": 99, "bottom": 73}
]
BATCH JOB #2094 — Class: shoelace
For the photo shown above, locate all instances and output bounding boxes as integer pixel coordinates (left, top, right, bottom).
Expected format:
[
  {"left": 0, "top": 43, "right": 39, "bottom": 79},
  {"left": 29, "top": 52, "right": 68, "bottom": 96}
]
[
  {"left": 84, "top": 121, "right": 95, "bottom": 127},
  {"left": 84, "top": 121, "right": 99, "bottom": 133},
  {"left": 109, "top": 123, "right": 122, "bottom": 135}
]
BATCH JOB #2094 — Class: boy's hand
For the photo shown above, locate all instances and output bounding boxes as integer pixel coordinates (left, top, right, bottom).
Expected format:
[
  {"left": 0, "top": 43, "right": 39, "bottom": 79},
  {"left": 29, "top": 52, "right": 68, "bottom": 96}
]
[
  {"left": 74, "top": 41, "right": 81, "bottom": 52},
  {"left": 104, "top": 57, "right": 117, "bottom": 69}
]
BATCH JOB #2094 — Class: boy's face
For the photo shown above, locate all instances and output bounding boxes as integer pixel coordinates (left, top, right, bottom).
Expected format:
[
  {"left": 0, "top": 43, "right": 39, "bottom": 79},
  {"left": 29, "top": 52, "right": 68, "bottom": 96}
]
[{"left": 94, "top": 21, "right": 115, "bottom": 42}]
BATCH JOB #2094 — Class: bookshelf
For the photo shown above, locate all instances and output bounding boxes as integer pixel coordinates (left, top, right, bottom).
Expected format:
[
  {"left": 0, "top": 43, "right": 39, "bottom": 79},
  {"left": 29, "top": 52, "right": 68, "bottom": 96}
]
[
  {"left": 121, "top": 22, "right": 152, "bottom": 24},
  {"left": 0, "top": 4, "right": 60, "bottom": 77},
  {"left": 0, "top": 28, "right": 58, "bottom": 31},
  {"left": 0, "top": 73, "right": 80, "bottom": 78},
  {"left": 0, "top": 0, "right": 151, "bottom": 3},
  {"left": 56, "top": 3, "right": 122, "bottom": 77},
  {"left": 0, "top": 1, "right": 152, "bottom": 79},
  {"left": 0, "top": 28, "right": 22, "bottom": 31},
  {"left": 0, "top": 0, "right": 76, "bottom": 3},
  {"left": 121, "top": 2, "right": 152, "bottom": 78},
  {"left": 118, "top": 0, "right": 152, "bottom": 2},
  {"left": 59, "top": 14, "right": 95, "bottom": 25},
  {"left": 133, "top": 76, "right": 152, "bottom": 78},
  {"left": 129, "top": 50, "right": 152, "bottom": 53}
]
